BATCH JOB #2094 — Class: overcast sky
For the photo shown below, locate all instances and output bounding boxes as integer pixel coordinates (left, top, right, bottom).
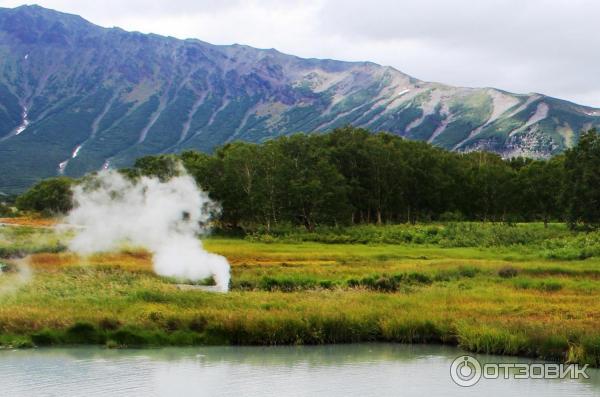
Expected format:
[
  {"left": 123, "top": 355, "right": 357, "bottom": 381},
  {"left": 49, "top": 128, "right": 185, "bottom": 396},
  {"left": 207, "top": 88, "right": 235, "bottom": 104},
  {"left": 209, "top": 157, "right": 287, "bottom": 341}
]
[{"left": 2, "top": 0, "right": 599, "bottom": 107}]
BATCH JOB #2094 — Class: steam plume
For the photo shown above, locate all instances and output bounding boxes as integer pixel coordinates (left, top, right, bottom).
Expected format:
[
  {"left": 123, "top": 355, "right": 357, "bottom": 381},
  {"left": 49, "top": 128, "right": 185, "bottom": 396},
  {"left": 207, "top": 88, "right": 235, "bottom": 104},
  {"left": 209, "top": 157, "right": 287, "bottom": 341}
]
[
  {"left": 0, "top": 258, "right": 32, "bottom": 296},
  {"left": 64, "top": 170, "right": 230, "bottom": 291}
]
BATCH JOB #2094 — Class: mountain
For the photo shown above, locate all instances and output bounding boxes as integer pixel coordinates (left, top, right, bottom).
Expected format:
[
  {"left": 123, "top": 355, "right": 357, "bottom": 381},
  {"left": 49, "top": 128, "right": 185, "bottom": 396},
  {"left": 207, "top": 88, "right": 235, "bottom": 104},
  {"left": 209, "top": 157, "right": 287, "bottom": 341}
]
[{"left": 0, "top": 5, "right": 599, "bottom": 193}]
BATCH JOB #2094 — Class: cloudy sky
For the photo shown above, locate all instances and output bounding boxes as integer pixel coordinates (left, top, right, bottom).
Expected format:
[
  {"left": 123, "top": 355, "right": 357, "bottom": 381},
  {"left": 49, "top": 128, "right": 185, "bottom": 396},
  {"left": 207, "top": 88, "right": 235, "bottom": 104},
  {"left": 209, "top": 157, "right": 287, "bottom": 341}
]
[{"left": 2, "top": 0, "right": 599, "bottom": 107}]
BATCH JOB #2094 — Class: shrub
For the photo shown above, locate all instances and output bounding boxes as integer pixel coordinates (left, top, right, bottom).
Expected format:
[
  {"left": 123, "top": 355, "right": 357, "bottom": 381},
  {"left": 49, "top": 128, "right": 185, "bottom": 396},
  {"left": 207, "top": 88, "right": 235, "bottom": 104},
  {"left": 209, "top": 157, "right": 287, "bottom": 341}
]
[
  {"left": 542, "top": 231, "right": 600, "bottom": 260},
  {"left": 258, "top": 276, "right": 328, "bottom": 292},
  {"left": 16, "top": 177, "right": 74, "bottom": 215},
  {"left": 346, "top": 272, "right": 431, "bottom": 292},
  {"left": 31, "top": 329, "right": 61, "bottom": 346},
  {"left": 189, "top": 316, "right": 208, "bottom": 332},
  {"left": 380, "top": 319, "right": 443, "bottom": 343},
  {"left": 318, "top": 280, "right": 335, "bottom": 289},
  {"left": 498, "top": 266, "right": 518, "bottom": 278},
  {"left": 231, "top": 279, "right": 257, "bottom": 291},
  {"left": 457, "top": 326, "right": 528, "bottom": 356},
  {"left": 513, "top": 278, "right": 533, "bottom": 289},
  {"left": 98, "top": 317, "right": 121, "bottom": 331},
  {"left": 373, "top": 276, "right": 399, "bottom": 292},
  {"left": 514, "top": 278, "right": 563, "bottom": 292},
  {"left": 65, "top": 322, "right": 104, "bottom": 344},
  {"left": 108, "top": 328, "right": 149, "bottom": 347},
  {"left": 537, "top": 280, "right": 563, "bottom": 292},
  {"left": 457, "top": 266, "right": 479, "bottom": 278},
  {"left": 164, "top": 317, "right": 183, "bottom": 332},
  {"left": 406, "top": 272, "right": 433, "bottom": 284},
  {"left": 0, "top": 202, "right": 16, "bottom": 217},
  {"left": 535, "top": 334, "right": 569, "bottom": 361},
  {"left": 434, "top": 267, "right": 480, "bottom": 282},
  {"left": 12, "top": 338, "right": 34, "bottom": 348},
  {"left": 439, "top": 211, "right": 464, "bottom": 222},
  {"left": 130, "top": 289, "right": 169, "bottom": 303},
  {"left": 580, "top": 336, "right": 600, "bottom": 367}
]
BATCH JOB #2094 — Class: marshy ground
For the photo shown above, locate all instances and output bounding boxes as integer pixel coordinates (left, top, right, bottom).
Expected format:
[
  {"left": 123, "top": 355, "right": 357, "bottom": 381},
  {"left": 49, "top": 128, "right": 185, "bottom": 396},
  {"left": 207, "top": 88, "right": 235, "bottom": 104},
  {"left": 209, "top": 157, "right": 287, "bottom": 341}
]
[{"left": 1, "top": 219, "right": 600, "bottom": 366}]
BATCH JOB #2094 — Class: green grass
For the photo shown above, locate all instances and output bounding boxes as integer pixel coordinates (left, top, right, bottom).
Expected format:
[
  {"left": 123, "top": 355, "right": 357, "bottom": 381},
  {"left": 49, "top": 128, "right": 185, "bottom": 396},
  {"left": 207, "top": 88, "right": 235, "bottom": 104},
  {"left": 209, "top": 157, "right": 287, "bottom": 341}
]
[
  {"left": 1, "top": 222, "right": 600, "bottom": 366},
  {"left": 0, "top": 225, "right": 67, "bottom": 257}
]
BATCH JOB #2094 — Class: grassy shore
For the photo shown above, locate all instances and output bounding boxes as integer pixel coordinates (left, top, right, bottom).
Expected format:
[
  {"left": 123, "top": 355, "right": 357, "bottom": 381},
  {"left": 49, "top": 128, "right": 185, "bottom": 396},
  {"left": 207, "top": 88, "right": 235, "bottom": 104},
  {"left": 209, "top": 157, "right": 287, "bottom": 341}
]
[{"left": 1, "top": 220, "right": 600, "bottom": 365}]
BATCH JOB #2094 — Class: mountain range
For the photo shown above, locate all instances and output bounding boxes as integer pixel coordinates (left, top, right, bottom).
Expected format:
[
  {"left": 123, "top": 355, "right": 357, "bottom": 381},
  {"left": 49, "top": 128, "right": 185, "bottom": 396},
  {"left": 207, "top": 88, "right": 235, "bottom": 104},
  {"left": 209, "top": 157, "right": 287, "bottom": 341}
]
[{"left": 1, "top": 5, "right": 599, "bottom": 193}]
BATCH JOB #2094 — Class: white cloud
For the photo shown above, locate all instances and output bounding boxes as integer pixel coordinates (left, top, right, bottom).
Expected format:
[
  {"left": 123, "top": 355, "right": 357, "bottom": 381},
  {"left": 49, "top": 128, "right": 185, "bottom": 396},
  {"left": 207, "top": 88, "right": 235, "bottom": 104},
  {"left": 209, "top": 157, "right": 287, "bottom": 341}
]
[{"left": 1, "top": 0, "right": 599, "bottom": 106}]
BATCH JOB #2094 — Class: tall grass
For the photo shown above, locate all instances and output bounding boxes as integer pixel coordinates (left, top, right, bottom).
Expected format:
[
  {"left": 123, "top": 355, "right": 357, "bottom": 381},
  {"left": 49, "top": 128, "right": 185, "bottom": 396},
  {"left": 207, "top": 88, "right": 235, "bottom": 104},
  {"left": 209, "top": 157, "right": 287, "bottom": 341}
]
[
  {"left": 0, "top": 226, "right": 66, "bottom": 258},
  {"left": 245, "top": 222, "right": 600, "bottom": 262},
  {"left": 1, "top": 223, "right": 600, "bottom": 366},
  {"left": 245, "top": 222, "right": 569, "bottom": 246}
]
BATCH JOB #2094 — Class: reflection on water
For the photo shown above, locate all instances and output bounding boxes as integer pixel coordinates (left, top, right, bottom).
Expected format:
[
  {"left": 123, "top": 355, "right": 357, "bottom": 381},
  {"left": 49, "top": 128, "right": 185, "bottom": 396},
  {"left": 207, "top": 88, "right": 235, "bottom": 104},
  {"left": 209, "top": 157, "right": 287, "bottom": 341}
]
[{"left": 0, "top": 344, "right": 598, "bottom": 397}]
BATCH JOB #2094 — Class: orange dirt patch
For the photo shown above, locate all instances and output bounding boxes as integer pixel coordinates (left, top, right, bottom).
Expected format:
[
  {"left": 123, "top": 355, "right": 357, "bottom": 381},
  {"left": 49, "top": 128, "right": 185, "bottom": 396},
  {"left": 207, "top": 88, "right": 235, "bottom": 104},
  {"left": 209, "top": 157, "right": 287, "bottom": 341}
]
[
  {"left": 28, "top": 253, "right": 79, "bottom": 271},
  {"left": 87, "top": 251, "right": 153, "bottom": 272},
  {"left": 229, "top": 259, "right": 337, "bottom": 267},
  {"left": 28, "top": 251, "right": 154, "bottom": 272},
  {"left": 0, "top": 217, "right": 57, "bottom": 228}
]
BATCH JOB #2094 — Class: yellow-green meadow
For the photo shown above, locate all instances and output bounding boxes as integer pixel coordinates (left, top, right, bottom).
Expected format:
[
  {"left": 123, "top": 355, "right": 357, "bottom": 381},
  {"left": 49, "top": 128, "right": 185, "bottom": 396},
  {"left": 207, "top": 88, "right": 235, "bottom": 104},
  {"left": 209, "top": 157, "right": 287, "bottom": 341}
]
[{"left": 1, "top": 221, "right": 600, "bottom": 366}]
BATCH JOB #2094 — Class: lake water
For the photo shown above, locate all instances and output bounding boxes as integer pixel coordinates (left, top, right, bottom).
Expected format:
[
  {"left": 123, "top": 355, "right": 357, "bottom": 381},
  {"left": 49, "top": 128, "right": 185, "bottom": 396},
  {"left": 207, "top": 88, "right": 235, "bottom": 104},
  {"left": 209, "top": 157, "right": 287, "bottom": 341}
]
[{"left": 0, "top": 344, "right": 598, "bottom": 396}]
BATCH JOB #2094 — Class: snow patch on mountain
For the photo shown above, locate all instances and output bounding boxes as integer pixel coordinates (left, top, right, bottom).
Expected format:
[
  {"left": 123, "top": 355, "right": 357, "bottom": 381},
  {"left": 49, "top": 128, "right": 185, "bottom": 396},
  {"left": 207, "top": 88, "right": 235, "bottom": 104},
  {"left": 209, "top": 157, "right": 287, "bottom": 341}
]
[{"left": 14, "top": 107, "right": 29, "bottom": 135}]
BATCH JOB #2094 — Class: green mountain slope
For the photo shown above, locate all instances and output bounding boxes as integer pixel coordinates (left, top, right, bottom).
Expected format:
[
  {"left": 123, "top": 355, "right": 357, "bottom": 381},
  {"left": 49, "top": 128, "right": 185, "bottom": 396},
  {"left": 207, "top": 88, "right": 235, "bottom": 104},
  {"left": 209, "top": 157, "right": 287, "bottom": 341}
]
[{"left": 0, "top": 5, "right": 599, "bottom": 193}]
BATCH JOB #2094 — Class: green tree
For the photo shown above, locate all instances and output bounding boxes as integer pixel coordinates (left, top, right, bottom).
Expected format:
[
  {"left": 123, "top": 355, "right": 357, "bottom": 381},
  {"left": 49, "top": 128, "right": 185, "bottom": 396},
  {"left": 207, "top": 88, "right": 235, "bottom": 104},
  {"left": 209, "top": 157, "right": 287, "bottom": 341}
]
[
  {"left": 180, "top": 150, "right": 219, "bottom": 191},
  {"left": 182, "top": 144, "right": 284, "bottom": 230},
  {"left": 274, "top": 134, "right": 351, "bottom": 230},
  {"left": 564, "top": 129, "right": 600, "bottom": 227},
  {"left": 16, "top": 177, "right": 75, "bottom": 215},
  {"left": 254, "top": 140, "right": 286, "bottom": 230},
  {"left": 326, "top": 126, "right": 373, "bottom": 223},
  {"left": 401, "top": 141, "right": 450, "bottom": 223},
  {"left": 518, "top": 158, "right": 565, "bottom": 226},
  {"left": 87, "top": 127, "right": 582, "bottom": 228},
  {"left": 463, "top": 152, "right": 518, "bottom": 221},
  {"left": 364, "top": 134, "right": 408, "bottom": 223},
  {"left": 212, "top": 142, "right": 265, "bottom": 228},
  {"left": 131, "top": 154, "right": 182, "bottom": 181}
]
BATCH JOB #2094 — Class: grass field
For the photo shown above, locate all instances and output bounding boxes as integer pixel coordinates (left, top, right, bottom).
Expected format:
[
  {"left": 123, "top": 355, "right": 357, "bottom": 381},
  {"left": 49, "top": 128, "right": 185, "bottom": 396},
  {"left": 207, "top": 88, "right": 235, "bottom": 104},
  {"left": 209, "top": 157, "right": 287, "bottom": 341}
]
[{"left": 1, "top": 220, "right": 600, "bottom": 366}]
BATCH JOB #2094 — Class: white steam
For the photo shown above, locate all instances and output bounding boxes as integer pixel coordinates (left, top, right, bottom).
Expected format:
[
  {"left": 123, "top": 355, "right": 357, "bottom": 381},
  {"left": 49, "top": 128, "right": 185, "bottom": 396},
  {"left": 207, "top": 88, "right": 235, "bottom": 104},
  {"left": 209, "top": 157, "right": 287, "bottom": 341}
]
[
  {"left": 0, "top": 258, "right": 32, "bottom": 296},
  {"left": 64, "top": 170, "right": 230, "bottom": 292}
]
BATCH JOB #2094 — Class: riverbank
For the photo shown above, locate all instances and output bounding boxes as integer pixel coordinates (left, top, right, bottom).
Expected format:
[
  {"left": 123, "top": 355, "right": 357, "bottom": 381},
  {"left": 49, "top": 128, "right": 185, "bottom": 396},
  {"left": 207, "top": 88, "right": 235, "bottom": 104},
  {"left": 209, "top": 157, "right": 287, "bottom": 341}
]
[{"left": 1, "top": 222, "right": 600, "bottom": 366}]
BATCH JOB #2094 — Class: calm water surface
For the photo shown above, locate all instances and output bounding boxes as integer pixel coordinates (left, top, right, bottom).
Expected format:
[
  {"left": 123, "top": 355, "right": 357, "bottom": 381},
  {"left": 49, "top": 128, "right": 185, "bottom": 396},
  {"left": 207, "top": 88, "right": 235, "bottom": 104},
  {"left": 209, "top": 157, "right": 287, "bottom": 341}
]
[{"left": 0, "top": 344, "right": 598, "bottom": 396}]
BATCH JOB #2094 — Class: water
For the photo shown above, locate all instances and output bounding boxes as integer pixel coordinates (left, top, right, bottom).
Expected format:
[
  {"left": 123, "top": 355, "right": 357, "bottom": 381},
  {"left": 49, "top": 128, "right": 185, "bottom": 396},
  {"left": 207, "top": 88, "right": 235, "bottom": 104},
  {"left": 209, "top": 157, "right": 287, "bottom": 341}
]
[{"left": 0, "top": 344, "right": 598, "bottom": 396}]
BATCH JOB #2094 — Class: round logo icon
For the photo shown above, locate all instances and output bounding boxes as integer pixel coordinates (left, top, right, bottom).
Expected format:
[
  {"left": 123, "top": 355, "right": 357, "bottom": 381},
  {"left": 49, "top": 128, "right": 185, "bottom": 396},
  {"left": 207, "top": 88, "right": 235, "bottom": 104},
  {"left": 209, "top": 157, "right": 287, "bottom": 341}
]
[{"left": 450, "top": 355, "right": 482, "bottom": 387}]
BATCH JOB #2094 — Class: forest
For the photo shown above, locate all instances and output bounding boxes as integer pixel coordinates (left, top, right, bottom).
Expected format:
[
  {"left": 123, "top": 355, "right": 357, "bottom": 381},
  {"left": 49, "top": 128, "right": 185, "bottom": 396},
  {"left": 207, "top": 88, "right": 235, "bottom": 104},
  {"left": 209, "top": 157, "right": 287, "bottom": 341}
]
[{"left": 11, "top": 126, "right": 600, "bottom": 230}]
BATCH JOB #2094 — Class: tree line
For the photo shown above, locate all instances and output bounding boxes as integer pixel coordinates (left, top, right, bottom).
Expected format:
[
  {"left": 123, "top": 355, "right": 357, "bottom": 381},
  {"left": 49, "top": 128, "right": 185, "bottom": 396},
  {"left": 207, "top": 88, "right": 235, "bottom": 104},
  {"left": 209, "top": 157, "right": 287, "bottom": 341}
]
[{"left": 14, "top": 126, "right": 600, "bottom": 230}]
